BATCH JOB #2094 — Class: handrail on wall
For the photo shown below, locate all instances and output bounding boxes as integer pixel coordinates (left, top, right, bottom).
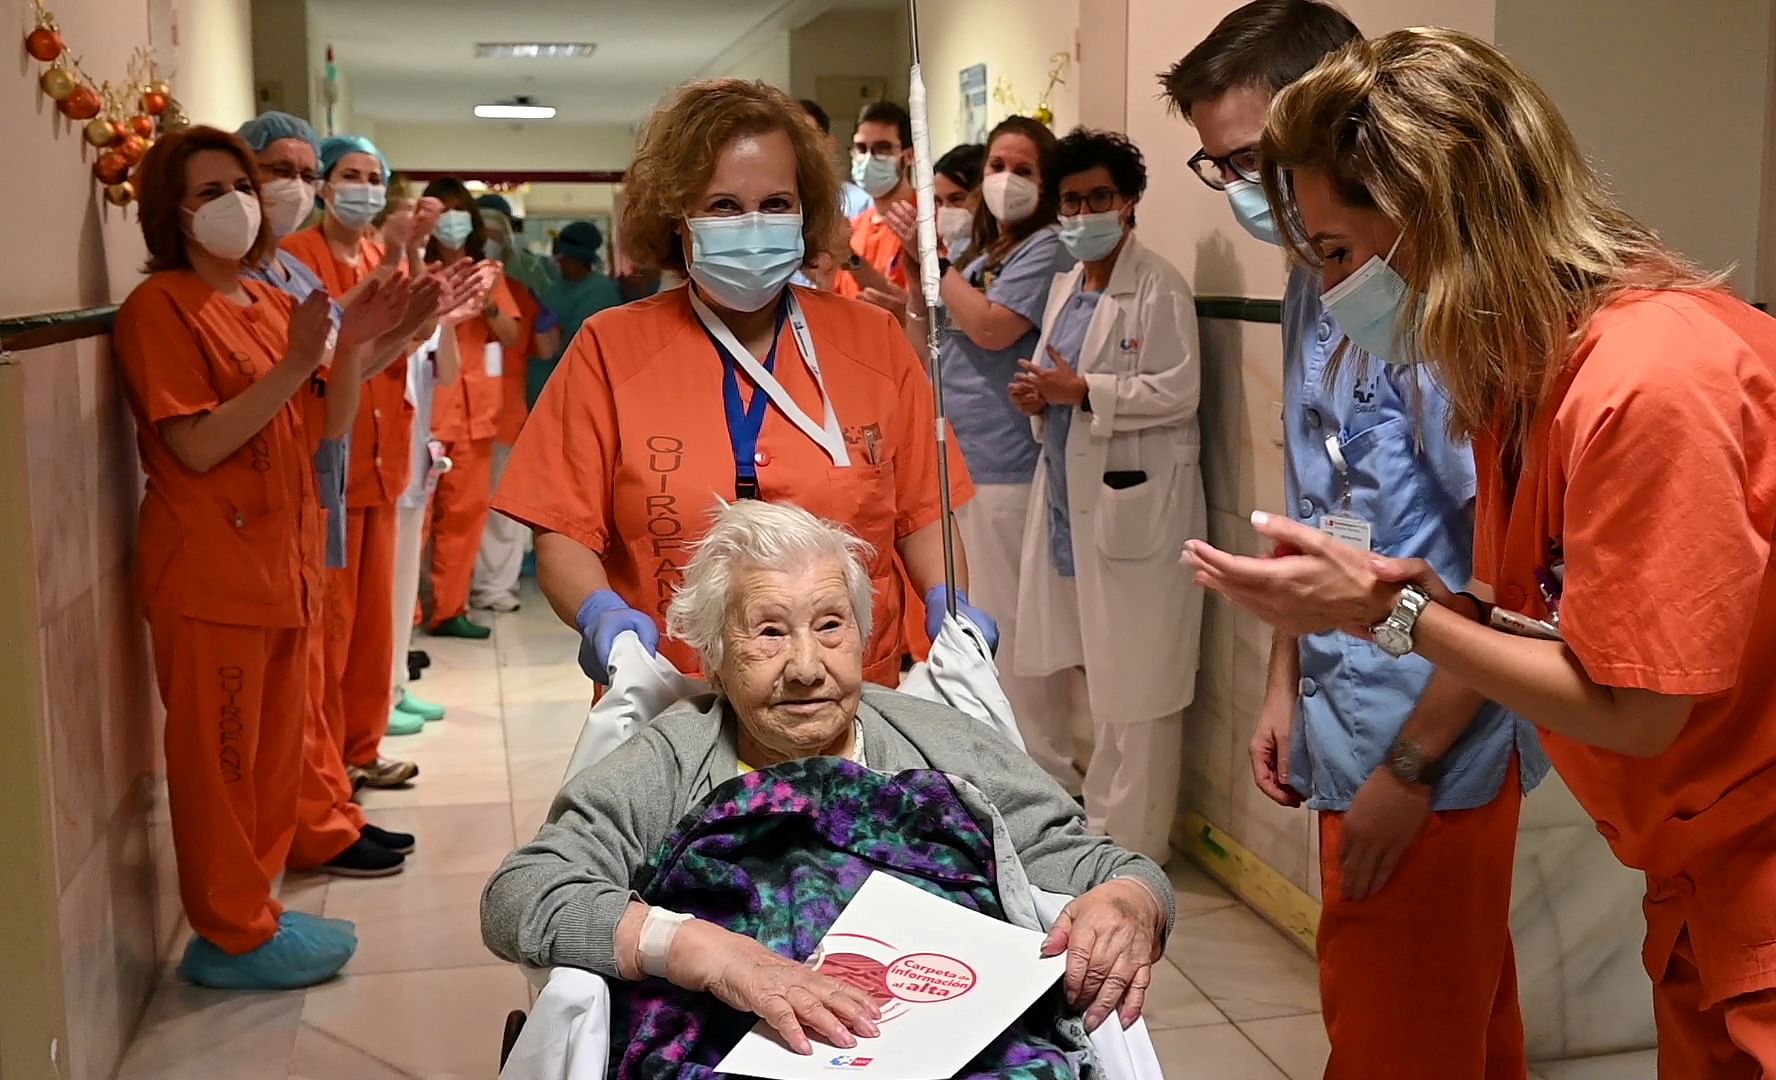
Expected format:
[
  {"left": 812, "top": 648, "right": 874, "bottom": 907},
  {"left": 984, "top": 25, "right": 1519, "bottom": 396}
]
[
  {"left": 0, "top": 295, "right": 1286, "bottom": 362},
  {"left": 0, "top": 306, "right": 119, "bottom": 356}
]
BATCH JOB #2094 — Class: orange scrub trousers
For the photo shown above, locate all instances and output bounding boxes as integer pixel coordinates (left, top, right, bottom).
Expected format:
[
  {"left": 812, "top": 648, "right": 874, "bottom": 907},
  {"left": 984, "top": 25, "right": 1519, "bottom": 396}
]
[
  {"left": 1473, "top": 289, "right": 1776, "bottom": 1079},
  {"left": 114, "top": 273, "right": 323, "bottom": 955},
  {"left": 428, "top": 277, "right": 520, "bottom": 626},
  {"left": 284, "top": 228, "right": 413, "bottom": 766},
  {"left": 493, "top": 285, "right": 973, "bottom": 686}
]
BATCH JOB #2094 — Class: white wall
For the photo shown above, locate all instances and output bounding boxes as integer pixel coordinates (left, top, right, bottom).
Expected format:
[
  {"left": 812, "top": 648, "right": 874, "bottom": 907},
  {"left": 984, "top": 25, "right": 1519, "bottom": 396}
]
[
  {"left": 713, "top": 29, "right": 793, "bottom": 88},
  {"left": 370, "top": 121, "right": 636, "bottom": 173},
  {"left": 916, "top": 0, "right": 1080, "bottom": 149},
  {"left": 790, "top": 6, "right": 910, "bottom": 107},
  {"left": 175, "top": 0, "right": 255, "bottom": 130},
  {"left": 1497, "top": 0, "right": 1775, "bottom": 301}
]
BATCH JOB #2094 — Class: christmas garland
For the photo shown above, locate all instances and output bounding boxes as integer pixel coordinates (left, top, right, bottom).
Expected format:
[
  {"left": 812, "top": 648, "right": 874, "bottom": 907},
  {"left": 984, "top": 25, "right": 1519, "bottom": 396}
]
[{"left": 24, "top": 0, "right": 188, "bottom": 209}]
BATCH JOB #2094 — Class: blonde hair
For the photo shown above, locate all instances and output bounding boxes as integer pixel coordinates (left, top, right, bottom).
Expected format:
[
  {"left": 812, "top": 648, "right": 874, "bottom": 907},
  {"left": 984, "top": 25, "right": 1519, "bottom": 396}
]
[
  {"left": 1260, "top": 27, "right": 1720, "bottom": 453},
  {"left": 621, "top": 78, "right": 843, "bottom": 276}
]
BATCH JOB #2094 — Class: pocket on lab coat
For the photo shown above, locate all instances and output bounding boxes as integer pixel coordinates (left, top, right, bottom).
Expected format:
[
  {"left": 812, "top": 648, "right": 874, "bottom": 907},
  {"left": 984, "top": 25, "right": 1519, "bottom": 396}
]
[{"left": 1094, "top": 462, "right": 1176, "bottom": 561}]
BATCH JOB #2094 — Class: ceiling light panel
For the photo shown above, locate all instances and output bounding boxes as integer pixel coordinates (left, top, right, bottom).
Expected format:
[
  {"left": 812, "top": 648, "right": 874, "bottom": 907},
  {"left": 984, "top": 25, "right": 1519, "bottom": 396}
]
[
  {"left": 474, "top": 102, "right": 559, "bottom": 120},
  {"left": 475, "top": 42, "right": 596, "bottom": 60}
]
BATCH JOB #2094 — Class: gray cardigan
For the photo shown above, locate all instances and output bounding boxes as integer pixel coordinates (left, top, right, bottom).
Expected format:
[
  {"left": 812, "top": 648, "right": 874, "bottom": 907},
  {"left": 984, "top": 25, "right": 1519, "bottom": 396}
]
[{"left": 481, "top": 687, "right": 1176, "bottom": 977}]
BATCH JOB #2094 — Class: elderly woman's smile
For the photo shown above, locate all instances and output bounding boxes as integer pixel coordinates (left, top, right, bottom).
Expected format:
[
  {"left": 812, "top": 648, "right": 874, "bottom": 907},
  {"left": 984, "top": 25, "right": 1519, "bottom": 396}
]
[{"left": 721, "top": 563, "right": 865, "bottom": 767}]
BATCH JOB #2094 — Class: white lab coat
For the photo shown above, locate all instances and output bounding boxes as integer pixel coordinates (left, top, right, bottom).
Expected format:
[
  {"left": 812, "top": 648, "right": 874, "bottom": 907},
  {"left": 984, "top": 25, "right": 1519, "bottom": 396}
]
[{"left": 1013, "top": 236, "right": 1206, "bottom": 723}]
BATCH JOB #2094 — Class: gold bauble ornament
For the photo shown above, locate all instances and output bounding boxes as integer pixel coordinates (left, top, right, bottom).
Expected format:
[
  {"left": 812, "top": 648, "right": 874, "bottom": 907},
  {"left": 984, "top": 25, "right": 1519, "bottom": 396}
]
[
  {"left": 84, "top": 116, "right": 118, "bottom": 146},
  {"left": 1032, "top": 103, "right": 1054, "bottom": 127},
  {"left": 39, "top": 64, "right": 77, "bottom": 100},
  {"left": 105, "top": 182, "right": 135, "bottom": 207}
]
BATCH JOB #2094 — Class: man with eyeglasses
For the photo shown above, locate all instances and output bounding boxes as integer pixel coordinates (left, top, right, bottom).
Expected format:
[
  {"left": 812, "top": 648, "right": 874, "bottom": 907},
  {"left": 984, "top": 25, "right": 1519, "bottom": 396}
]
[
  {"left": 1163, "top": 3, "right": 1545, "bottom": 1077},
  {"left": 834, "top": 100, "right": 917, "bottom": 309}
]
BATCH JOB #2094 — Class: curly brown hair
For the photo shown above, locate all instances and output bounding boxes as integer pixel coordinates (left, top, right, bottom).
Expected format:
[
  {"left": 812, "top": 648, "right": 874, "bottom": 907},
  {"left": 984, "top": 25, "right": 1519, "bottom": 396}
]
[
  {"left": 136, "top": 126, "right": 276, "bottom": 273},
  {"left": 621, "top": 79, "right": 843, "bottom": 275}
]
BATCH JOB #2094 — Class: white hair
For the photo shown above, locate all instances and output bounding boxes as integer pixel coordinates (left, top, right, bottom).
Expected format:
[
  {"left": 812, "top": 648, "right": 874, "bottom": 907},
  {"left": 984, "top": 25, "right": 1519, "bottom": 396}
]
[{"left": 666, "top": 500, "right": 876, "bottom": 672}]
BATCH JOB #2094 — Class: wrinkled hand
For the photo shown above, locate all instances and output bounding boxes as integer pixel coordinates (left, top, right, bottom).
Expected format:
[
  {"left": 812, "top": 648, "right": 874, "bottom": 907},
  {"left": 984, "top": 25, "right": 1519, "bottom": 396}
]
[
  {"left": 1015, "top": 347, "right": 1088, "bottom": 406},
  {"left": 1339, "top": 770, "right": 1432, "bottom": 901},
  {"left": 284, "top": 291, "right": 334, "bottom": 374},
  {"left": 1042, "top": 878, "right": 1165, "bottom": 1031},
  {"left": 1183, "top": 512, "right": 1399, "bottom": 638},
  {"left": 1010, "top": 379, "right": 1043, "bottom": 416},
  {"left": 700, "top": 938, "right": 883, "bottom": 1056},
  {"left": 1250, "top": 685, "right": 1302, "bottom": 808},
  {"left": 860, "top": 284, "right": 908, "bottom": 323}
]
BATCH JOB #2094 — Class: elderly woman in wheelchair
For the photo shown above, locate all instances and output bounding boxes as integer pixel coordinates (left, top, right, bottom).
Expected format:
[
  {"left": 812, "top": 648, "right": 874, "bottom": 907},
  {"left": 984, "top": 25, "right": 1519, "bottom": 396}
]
[{"left": 481, "top": 501, "right": 1174, "bottom": 1078}]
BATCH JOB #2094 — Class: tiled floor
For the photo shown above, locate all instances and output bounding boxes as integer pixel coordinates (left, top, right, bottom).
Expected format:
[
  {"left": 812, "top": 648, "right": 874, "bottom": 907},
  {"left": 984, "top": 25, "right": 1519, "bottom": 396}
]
[{"left": 109, "top": 581, "right": 1651, "bottom": 1079}]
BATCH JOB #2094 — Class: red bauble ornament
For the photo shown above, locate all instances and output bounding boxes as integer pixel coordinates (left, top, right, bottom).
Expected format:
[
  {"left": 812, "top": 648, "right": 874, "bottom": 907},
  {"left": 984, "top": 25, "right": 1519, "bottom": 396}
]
[
  {"left": 127, "top": 114, "right": 155, "bottom": 139},
  {"left": 117, "top": 135, "right": 147, "bottom": 165},
  {"left": 59, "top": 85, "right": 102, "bottom": 121},
  {"left": 83, "top": 117, "right": 118, "bottom": 147},
  {"left": 25, "top": 27, "right": 63, "bottom": 62},
  {"left": 93, "top": 151, "right": 129, "bottom": 185},
  {"left": 105, "top": 182, "right": 135, "bottom": 207},
  {"left": 141, "top": 91, "right": 169, "bottom": 117},
  {"left": 39, "top": 65, "right": 76, "bottom": 100}
]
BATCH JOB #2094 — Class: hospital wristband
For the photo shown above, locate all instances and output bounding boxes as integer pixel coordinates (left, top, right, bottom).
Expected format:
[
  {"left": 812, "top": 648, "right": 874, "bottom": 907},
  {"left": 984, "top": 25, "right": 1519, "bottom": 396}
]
[{"left": 639, "top": 907, "right": 693, "bottom": 978}]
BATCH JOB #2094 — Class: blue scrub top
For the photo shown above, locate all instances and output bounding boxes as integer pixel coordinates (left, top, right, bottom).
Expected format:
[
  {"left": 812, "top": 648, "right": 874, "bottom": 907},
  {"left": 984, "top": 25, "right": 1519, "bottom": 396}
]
[
  {"left": 941, "top": 226, "right": 1074, "bottom": 485},
  {"left": 1039, "top": 281, "right": 1102, "bottom": 577},
  {"left": 243, "top": 250, "right": 350, "bottom": 570},
  {"left": 534, "top": 271, "right": 623, "bottom": 405},
  {"left": 1280, "top": 268, "right": 1548, "bottom": 811}
]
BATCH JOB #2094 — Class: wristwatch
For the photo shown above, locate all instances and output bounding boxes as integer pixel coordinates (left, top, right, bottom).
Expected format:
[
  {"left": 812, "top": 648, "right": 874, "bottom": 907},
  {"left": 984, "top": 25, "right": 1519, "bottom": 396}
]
[
  {"left": 1384, "top": 736, "right": 1448, "bottom": 789},
  {"left": 844, "top": 253, "right": 864, "bottom": 271},
  {"left": 1371, "top": 584, "right": 1430, "bottom": 658}
]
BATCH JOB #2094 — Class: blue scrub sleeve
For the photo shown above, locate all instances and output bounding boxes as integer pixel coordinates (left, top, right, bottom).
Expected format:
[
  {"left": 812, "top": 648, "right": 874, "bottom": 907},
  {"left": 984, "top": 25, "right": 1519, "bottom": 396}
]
[
  {"left": 986, "top": 230, "right": 1072, "bottom": 326},
  {"left": 314, "top": 434, "right": 350, "bottom": 569}
]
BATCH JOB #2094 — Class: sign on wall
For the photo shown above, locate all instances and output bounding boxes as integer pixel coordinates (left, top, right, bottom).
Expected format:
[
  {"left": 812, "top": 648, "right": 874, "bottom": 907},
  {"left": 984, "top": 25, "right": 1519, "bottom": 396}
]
[{"left": 959, "top": 63, "right": 987, "bottom": 144}]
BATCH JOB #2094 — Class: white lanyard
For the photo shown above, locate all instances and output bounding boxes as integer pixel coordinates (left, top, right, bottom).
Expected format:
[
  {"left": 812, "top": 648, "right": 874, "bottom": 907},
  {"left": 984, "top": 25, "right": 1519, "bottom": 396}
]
[{"left": 687, "top": 287, "right": 851, "bottom": 468}]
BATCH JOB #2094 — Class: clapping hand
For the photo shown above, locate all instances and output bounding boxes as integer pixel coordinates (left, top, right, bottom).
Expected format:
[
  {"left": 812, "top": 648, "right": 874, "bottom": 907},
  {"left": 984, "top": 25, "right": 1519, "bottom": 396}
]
[
  {"left": 1010, "top": 378, "right": 1043, "bottom": 416},
  {"left": 1014, "top": 346, "right": 1088, "bottom": 407},
  {"left": 380, "top": 207, "right": 416, "bottom": 251},
  {"left": 882, "top": 199, "right": 920, "bottom": 259},
  {"left": 284, "top": 292, "right": 335, "bottom": 374},
  {"left": 337, "top": 276, "right": 409, "bottom": 359}
]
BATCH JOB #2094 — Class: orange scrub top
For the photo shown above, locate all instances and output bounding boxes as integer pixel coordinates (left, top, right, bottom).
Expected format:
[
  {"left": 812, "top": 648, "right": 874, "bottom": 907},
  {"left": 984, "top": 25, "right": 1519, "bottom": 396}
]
[
  {"left": 498, "top": 275, "right": 540, "bottom": 446},
  {"left": 494, "top": 285, "right": 974, "bottom": 684},
  {"left": 281, "top": 227, "right": 413, "bottom": 507},
  {"left": 113, "top": 272, "right": 324, "bottom": 628},
  {"left": 834, "top": 208, "right": 911, "bottom": 301},
  {"left": 435, "top": 274, "right": 521, "bottom": 444},
  {"left": 1473, "top": 289, "right": 1776, "bottom": 1008}
]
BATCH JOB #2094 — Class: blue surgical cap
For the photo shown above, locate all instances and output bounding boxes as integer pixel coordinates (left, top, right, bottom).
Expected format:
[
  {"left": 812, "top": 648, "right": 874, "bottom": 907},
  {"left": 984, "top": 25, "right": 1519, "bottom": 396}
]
[
  {"left": 236, "top": 111, "right": 320, "bottom": 155},
  {"left": 553, "top": 221, "right": 603, "bottom": 266},
  {"left": 319, "top": 135, "right": 391, "bottom": 182}
]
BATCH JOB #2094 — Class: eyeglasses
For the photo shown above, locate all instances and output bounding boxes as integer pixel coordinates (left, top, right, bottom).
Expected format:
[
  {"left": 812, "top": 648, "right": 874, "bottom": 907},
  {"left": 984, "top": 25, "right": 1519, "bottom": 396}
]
[
  {"left": 1187, "top": 146, "right": 1262, "bottom": 191},
  {"left": 1059, "top": 187, "right": 1121, "bottom": 215},
  {"left": 851, "top": 140, "right": 903, "bottom": 160},
  {"left": 263, "top": 162, "right": 321, "bottom": 186}
]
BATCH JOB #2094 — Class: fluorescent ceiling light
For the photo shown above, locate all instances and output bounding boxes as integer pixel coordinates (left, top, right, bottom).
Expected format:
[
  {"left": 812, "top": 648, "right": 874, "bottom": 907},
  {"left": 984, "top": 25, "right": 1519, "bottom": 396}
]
[
  {"left": 475, "top": 103, "right": 558, "bottom": 120},
  {"left": 475, "top": 42, "right": 595, "bottom": 60}
]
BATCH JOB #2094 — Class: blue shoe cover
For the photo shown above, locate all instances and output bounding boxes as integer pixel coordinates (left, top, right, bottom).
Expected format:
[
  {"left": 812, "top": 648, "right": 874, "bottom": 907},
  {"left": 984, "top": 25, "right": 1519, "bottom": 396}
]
[
  {"left": 280, "top": 909, "right": 358, "bottom": 945},
  {"left": 177, "top": 919, "right": 356, "bottom": 990}
]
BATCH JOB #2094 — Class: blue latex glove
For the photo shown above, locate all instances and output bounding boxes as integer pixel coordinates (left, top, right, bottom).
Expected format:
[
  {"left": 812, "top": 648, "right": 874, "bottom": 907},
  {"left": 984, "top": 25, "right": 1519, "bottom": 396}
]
[
  {"left": 576, "top": 589, "right": 661, "bottom": 684},
  {"left": 924, "top": 585, "right": 1000, "bottom": 656}
]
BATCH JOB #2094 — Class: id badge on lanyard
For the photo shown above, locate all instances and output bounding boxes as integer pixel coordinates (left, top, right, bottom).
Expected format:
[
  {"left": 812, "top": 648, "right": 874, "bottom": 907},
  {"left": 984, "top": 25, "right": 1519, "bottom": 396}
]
[
  {"left": 1319, "top": 433, "right": 1373, "bottom": 550},
  {"left": 688, "top": 289, "right": 851, "bottom": 501}
]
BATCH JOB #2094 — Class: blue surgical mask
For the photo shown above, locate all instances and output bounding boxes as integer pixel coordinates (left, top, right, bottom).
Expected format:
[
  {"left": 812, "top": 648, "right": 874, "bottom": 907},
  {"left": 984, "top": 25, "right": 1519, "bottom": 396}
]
[
  {"left": 685, "top": 211, "right": 805, "bottom": 312},
  {"left": 328, "top": 183, "right": 386, "bottom": 229},
  {"left": 434, "top": 210, "right": 473, "bottom": 250},
  {"left": 1322, "top": 234, "right": 1416, "bottom": 365},
  {"left": 1057, "top": 210, "right": 1125, "bottom": 262},
  {"left": 851, "top": 152, "right": 903, "bottom": 199},
  {"left": 1225, "top": 179, "right": 1279, "bottom": 246}
]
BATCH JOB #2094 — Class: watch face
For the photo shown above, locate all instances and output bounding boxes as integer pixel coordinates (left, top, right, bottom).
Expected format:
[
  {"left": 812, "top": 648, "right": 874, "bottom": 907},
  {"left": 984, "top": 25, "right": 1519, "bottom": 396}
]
[
  {"left": 1389, "top": 742, "right": 1423, "bottom": 777},
  {"left": 1374, "top": 625, "right": 1412, "bottom": 657}
]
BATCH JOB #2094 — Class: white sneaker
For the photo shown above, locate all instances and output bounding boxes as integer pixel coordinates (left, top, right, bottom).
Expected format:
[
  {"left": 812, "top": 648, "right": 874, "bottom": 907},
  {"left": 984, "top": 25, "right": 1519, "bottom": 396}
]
[{"left": 473, "top": 593, "right": 521, "bottom": 613}]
